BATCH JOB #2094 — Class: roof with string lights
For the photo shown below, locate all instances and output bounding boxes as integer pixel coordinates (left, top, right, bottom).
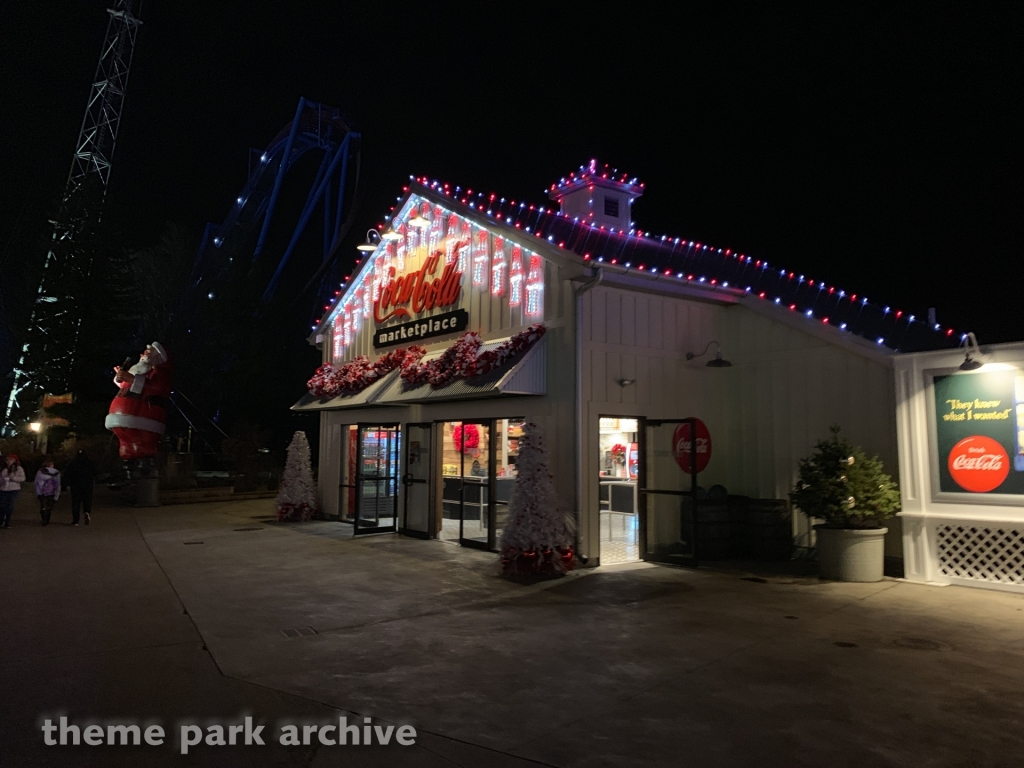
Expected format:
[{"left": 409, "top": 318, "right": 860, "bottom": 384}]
[{"left": 317, "top": 161, "right": 964, "bottom": 354}]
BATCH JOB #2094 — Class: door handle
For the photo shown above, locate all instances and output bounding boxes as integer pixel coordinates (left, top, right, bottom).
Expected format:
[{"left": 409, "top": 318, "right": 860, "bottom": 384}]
[{"left": 401, "top": 473, "right": 414, "bottom": 486}]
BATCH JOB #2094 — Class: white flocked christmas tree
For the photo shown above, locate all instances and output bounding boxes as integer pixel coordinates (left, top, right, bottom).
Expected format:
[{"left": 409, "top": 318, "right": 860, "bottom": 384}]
[
  {"left": 276, "top": 431, "right": 318, "bottom": 521},
  {"left": 499, "top": 422, "right": 575, "bottom": 576}
]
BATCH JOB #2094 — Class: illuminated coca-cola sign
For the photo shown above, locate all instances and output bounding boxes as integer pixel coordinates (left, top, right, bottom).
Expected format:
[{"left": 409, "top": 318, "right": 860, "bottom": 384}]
[{"left": 374, "top": 248, "right": 464, "bottom": 324}]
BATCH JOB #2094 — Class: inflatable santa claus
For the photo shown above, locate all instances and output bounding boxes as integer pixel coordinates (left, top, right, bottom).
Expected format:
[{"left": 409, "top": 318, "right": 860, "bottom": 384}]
[{"left": 105, "top": 342, "right": 173, "bottom": 460}]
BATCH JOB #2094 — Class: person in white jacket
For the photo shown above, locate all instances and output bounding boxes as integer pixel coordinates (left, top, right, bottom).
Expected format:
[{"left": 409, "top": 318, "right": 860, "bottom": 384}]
[
  {"left": 0, "top": 453, "right": 26, "bottom": 529},
  {"left": 34, "top": 458, "right": 61, "bottom": 526}
]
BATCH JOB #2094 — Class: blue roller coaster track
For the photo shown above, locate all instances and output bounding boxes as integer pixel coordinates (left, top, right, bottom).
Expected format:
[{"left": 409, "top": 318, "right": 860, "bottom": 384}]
[{"left": 185, "top": 97, "right": 361, "bottom": 321}]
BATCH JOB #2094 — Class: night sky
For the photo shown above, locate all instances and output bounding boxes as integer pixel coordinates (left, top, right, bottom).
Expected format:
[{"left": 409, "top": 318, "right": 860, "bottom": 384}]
[{"left": 2, "top": 3, "right": 1022, "bottom": 349}]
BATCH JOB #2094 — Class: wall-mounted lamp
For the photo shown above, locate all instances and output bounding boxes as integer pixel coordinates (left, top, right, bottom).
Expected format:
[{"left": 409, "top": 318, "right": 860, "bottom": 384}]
[
  {"left": 617, "top": 378, "right": 636, "bottom": 387},
  {"left": 959, "top": 332, "right": 984, "bottom": 371},
  {"left": 408, "top": 208, "right": 431, "bottom": 228},
  {"left": 686, "top": 340, "right": 732, "bottom": 368},
  {"left": 356, "top": 229, "right": 382, "bottom": 252},
  {"left": 29, "top": 422, "right": 41, "bottom": 433}
]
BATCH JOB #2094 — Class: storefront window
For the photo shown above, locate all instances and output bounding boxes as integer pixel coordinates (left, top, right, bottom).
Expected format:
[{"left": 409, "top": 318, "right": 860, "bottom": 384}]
[
  {"left": 494, "top": 418, "right": 524, "bottom": 544},
  {"left": 439, "top": 418, "right": 524, "bottom": 550}
]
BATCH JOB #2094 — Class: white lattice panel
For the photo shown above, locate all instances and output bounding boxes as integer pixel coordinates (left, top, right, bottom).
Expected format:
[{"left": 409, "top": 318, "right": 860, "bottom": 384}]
[{"left": 935, "top": 525, "right": 1024, "bottom": 585}]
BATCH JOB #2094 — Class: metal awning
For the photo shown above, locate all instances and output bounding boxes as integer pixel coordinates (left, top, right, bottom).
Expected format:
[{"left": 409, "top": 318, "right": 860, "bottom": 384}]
[
  {"left": 289, "top": 367, "right": 401, "bottom": 411},
  {"left": 290, "top": 336, "right": 546, "bottom": 411},
  {"left": 375, "top": 336, "right": 546, "bottom": 405}
]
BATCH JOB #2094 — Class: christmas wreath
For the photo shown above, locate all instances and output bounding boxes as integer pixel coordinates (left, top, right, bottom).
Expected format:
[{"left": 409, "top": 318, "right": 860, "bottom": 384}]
[
  {"left": 611, "top": 444, "right": 627, "bottom": 465},
  {"left": 452, "top": 423, "right": 480, "bottom": 453}
]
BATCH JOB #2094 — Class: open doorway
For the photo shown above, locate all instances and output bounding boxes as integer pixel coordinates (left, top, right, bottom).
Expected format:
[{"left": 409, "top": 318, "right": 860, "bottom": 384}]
[{"left": 598, "top": 417, "right": 640, "bottom": 564}]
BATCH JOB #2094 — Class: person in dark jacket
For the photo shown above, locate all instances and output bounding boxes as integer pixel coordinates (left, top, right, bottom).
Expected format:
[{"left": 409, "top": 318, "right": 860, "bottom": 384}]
[{"left": 64, "top": 450, "right": 97, "bottom": 525}]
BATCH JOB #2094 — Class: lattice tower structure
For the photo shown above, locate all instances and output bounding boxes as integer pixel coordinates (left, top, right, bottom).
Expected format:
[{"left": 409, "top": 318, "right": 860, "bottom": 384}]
[{"left": 6, "top": 0, "right": 143, "bottom": 423}]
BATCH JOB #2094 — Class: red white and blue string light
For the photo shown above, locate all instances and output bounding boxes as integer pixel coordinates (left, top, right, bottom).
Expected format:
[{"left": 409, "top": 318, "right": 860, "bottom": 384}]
[{"left": 314, "top": 163, "right": 964, "bottom": 351}]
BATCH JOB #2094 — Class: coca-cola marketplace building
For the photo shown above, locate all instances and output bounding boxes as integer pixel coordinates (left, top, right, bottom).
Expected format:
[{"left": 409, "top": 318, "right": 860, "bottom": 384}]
[
  {"left": 298, "top": 162, "right": 963, "bottom": 574},
  {"left": 895, "top": 342, "right": 1024, "bottom": 592}
]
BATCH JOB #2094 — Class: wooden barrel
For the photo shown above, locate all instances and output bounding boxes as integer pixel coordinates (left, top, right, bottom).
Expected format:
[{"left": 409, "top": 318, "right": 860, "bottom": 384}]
[{"left": 747, "top": 499, "right": 793, "bottom": 560}]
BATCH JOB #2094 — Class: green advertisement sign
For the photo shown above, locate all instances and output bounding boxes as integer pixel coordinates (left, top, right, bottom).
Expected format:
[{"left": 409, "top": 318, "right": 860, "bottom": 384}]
[{"left": 933, "top": 369, "right": 1024, "bottom": 496}]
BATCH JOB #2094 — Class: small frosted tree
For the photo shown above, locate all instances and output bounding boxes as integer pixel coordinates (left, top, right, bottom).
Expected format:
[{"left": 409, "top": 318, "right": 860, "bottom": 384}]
[
  {"left": 276, "top": 431, "right": 317, "bottom": 522},
  {"left": 499, "top": 423, "right": 575, "bottom": 577}
]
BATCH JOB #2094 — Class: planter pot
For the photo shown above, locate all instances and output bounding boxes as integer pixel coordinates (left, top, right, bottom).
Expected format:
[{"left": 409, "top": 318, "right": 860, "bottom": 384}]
[{"left": 814, "top": 525, "right": 888, "bottom": 582}]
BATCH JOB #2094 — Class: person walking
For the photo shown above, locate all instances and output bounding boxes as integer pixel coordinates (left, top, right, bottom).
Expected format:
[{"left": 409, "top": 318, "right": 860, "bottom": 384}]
[
  {"left": 0, "top": 454, "right": 26, "bottom": 528},
  {"left": 65, "top": 449, "right": 96, "bottom": 526},
  {"left": 34, "top": 458, "right": 61, "bottom": 526}
]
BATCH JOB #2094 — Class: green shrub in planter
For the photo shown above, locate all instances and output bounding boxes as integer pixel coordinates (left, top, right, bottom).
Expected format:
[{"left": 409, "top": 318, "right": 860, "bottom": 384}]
[{"left": 790, "top": 426, "right": 900, "bottom": 529}]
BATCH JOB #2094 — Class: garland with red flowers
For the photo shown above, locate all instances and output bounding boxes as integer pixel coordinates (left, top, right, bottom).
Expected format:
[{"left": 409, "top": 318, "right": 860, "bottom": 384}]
[
  {"left": 400, "top": 323, "right": 546, "bottom": 389},
  {"left": 307, "top": 324, "right": 546, "bottom": 397},
  {"left": 307, "top": 345, "right": 426, "bottom": 398}
]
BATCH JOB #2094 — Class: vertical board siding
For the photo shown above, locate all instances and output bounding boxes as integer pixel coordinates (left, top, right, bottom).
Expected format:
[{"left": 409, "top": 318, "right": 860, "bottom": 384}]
[{"left": 582, "top": 285, "right": 896, "bottom": 503}]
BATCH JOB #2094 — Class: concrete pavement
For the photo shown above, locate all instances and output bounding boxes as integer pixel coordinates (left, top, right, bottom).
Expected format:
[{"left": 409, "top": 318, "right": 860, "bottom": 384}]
[{"left": 2, "top": 490, "right": 1023, "bottom": 767}]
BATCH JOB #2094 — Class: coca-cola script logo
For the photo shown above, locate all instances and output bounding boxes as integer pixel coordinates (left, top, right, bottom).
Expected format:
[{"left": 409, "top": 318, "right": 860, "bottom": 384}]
[
  {"left": 672, "top": 419, "right": 712, "bottom": 474},
  {"left": 948, "top": 435, "right": 1009, "bottom": 493}
]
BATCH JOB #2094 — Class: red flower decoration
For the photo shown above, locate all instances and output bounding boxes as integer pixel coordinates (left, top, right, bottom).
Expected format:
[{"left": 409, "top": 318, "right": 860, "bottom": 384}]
[
  {"left": 400, "top": 324, "right": 546, "bottom": 389},
  {"left": 307, "top": 346, "right": 426, "bottom": 398},
  {"left": 452, "top": 423, "right": 480, "bottom": 453},
  {"left": 308, "top": 324, "right": 546, "bottom": 397}
]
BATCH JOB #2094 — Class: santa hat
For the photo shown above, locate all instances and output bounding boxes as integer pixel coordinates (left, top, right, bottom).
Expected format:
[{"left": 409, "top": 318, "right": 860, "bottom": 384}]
[{"left": 148, "top": 342, "right": 168, "bottom": 364}]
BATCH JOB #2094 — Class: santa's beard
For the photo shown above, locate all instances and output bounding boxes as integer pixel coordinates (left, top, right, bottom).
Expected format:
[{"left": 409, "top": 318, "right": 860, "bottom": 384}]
[{"left": 129, "top": 353, "right": 155, "bottom": 376}]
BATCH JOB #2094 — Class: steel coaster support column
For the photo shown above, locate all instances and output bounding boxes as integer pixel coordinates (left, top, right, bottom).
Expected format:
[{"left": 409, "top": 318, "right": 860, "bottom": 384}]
[
  {"left": 253, "top": 97, "right": 305, "bottom": 259},
  {"left": 261, "top": 134, "right": 351, "bottom": 305},
  {"left": 332, "top": 135, "right": 355, "bottom": 250},
  {"left": 323, "top": 176, "right": 332, "bottom": 261},
  {"left": 5, "top": 0, "right": 144, "bottom": 425}
]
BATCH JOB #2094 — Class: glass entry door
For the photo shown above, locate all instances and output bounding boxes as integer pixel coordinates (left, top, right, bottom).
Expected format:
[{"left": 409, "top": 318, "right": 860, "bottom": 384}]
[
  {"left": 400, "top": 423, "right": 432, "bottom": 539},
  {"left": 451, "top": 421, "right": 492, "bottom": 550},
  {"left": 641, "top": 419, "right": 698, "bottom": 566},
  {"left": 355, "top": 425, "right": 400, "bottom": 535},
  {"left": 439, "top": 419, "right": 523, "bottom": 551}
]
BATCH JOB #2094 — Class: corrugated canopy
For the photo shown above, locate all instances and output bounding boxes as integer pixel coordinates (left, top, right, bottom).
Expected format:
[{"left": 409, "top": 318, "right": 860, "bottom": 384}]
[
  {"left": 376, "top": 336, "right": 546, "bottom": 404},
  {"left": 290, "top": 367, "right": 401, "bottom": 412},
  {"left": 290, "top": 336, "right": 546, "bottom": 411}
]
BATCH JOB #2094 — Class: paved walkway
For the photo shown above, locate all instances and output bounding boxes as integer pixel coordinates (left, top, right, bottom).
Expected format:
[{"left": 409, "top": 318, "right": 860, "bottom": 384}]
[{"left": 2, "top": 491, "right": 1024, "bottom": 767}]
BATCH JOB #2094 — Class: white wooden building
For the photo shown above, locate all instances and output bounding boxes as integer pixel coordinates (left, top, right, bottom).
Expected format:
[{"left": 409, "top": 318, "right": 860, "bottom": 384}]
[{"left": 297, "top": 162, "right": 958, "bottom": 569}]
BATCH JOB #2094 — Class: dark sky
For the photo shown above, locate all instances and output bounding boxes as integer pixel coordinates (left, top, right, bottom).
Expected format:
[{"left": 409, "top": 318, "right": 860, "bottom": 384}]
[{"left": 3, "top": 3, "right": 1022, "bottom": 344}]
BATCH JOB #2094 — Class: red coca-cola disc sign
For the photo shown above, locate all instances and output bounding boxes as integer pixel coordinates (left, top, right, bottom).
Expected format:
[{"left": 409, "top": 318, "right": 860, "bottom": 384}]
[
  {"left": 673, "top": 419, "right": 712, "bottom": 474},
  {"left": 948, "top": 435, "right": 1009, "bottom": 493}
]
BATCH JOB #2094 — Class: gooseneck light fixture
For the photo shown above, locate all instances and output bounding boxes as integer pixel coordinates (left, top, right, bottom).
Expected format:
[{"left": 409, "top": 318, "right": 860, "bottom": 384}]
[
  {"left": 959, "top": 332, "right": 984, "bottom": 371},
  {"left": 408, "top": 207, "right": 431, "bottom": 228},
  {"left": 356, "top": 229, "right": 382, "bottom": 252},
  {"left": 686, "top": 340, "right": 732, "bottom": 368}
]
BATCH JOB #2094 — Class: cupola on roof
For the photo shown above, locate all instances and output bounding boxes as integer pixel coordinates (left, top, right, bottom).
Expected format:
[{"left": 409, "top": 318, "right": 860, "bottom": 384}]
[{"left": 548, "top": 159, "right": 644, "bottom": 231}]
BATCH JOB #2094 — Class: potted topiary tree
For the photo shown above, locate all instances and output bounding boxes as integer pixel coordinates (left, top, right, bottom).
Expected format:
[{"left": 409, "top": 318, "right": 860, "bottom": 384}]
[{"left": 790, "top": 426, "right": 900, "bottom": 582}]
